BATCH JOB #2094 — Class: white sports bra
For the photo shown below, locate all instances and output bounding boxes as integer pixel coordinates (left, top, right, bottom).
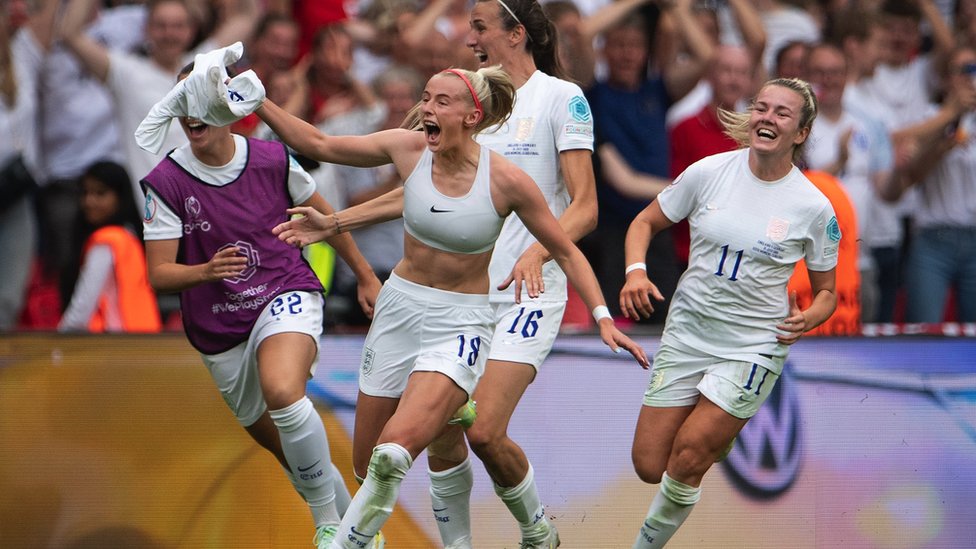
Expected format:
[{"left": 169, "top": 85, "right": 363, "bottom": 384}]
[{"left": 402, "top": 146, "right": 505, "bottom": 254}]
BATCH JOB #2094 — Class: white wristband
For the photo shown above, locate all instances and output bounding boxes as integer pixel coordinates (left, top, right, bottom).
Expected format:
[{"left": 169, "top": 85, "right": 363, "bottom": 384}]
[
  {"left": 625, "top": 262, "right": 647, "bottom": 275},
  {"left": 592, "top": 305, "right": 612, "bottom": 322}
]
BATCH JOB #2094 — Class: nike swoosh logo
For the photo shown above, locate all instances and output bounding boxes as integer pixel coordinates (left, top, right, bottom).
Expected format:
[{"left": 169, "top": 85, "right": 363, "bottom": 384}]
[
  {"left": 350, "top": 526, "right": 373, "bottom": 538},
  {"left": 433, "top": 507, "right": 448, "bottom": 512},
  {"left": 297, "top": 459, "right": 321, "bottom": 472},
  {"left": 430, "top": 205, "right": 453, "bottom": 213}
]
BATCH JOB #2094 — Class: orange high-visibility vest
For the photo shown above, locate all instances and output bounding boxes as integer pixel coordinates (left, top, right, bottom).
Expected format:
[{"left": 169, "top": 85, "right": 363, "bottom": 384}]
[
  {"left": 787, "top": 170, "right": 861, "bottom": 336},
  {"left": 84, "top": 226, "right": 162, "bottom": 333}
]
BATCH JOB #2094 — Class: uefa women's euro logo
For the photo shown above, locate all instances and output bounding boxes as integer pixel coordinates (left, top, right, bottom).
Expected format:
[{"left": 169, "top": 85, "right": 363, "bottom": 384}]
[{"left": 183, "top": 196, "right": 212, "bottom": 234}]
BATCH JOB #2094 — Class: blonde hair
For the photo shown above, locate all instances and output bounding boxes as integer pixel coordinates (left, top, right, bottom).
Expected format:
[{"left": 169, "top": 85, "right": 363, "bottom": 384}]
[
  {"left": 719, "top": 78, "right": 818, "bottom": 163},
  {"left": 403, "top": 65, "right": 517, "bottom": 133}
]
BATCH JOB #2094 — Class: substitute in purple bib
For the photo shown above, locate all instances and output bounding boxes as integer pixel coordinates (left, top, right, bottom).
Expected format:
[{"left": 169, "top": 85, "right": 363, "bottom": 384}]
[{"left": 141, "top": 63, "right": 382, "bottom": 549}]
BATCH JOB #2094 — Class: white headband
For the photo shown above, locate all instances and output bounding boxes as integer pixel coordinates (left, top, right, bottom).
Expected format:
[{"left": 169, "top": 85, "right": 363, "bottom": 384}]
[{"left": 497, "top": 0, "right": 522, "bottom": 26}]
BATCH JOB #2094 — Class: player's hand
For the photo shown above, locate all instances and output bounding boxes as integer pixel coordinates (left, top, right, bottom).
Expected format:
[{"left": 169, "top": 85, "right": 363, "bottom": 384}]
[
  {"left": 619, "top": 270, "right": 664, "bottom": 321},
  {"left": 205, "top": 246, "right": 248, "bottom": 281},
  {"left": 356, "top": 273, "right": 383, "bottom": 320},
  {"left": 499, "top": 247, "right": 546, "bottom": 303},
  {"left": 776, "top": 291, "right": 807, "bottom": 345},
  {"left": 597, "top": 319, "right": 649, "bottom": 368},
  {"left": 273, "top": 206, "right": 336, "bottom": 247}
]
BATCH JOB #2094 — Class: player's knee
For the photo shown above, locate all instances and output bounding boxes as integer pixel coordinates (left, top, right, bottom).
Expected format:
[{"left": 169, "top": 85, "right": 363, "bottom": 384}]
[
  {"left": 632, "top": 451, "right": 666, "bottom": 484},
  {"left": 263, "top": 386, "right": 305, "bottom": 412},
  {"left": 427, "top": 428, "right": 468, "bottom": 463},
  {"left": 668, "top": 442, "right": 712, "bottom": 480},
  {"left": 368, "top": 442, "right": 413, "bottom": 483},
  {"left": 465, "top": 422, "right": 505, "bottom": 458}
]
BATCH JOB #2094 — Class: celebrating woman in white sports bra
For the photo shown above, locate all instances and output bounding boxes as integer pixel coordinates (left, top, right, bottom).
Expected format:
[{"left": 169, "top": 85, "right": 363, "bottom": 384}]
[{"left": 259, "top": 65, "right": 648, "bottom": 548}]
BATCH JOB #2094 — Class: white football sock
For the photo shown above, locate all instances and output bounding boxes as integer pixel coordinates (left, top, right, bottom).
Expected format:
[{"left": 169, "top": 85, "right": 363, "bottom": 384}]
[
  {"left": 494, "top": 462, "right": 551, "bottom": 540},
  {"left": 333, "top": 442, "right": 413, "bottom": 548},
  {"left": 269, "top": 397, "right": 340, "bottom": 527},
  {"left": 282, "top": 462, "right": 348, "bottom": 515},
  {"left": 633, "top": 471, "right": 701, "bottom": 549},
  {"left": 429, "top": 458, "right": 474, "bottom": 548}
]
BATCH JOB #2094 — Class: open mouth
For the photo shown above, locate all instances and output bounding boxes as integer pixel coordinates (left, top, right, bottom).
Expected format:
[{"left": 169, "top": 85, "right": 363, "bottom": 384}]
[
  {"left": 423, "top": 120, "right": 441, "bottom": 143},
  {"left": 474, "top": 51, "right": 488, "bottom": 64},
  {"left": 756, "top": 128, "right": 776, "bottom": 140},
  {"left": 186, "top": 119, "right": 209, "bottom": 138}
]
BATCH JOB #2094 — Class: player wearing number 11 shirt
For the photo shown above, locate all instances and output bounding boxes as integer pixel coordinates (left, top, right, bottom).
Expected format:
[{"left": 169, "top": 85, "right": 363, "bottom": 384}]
[{"left": 619, "top": 78, "right": 838, "bottom": 548}]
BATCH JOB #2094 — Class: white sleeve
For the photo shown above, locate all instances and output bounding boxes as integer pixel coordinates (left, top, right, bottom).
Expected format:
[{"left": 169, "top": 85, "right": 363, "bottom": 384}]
[
  {"left": 142, "top": 187, "right": 184, "bottom": 240},
  {"left": 550, "top": 81, "right": 594, "bottom": 152},
  {"left": 804, "top": 203, "right": 841, "bottom": 272},
  {"left": 287, "top": 154, "right": 317, "bottom": 204},
  {"left": 656, "top": 160, "right": 704, "bottom": 223},
  {"left": 58, "top": 245, "right": 114, "bottom": 331}
]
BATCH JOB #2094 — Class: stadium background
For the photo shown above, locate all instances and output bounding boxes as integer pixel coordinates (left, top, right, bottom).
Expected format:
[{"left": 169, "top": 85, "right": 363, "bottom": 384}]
[{"left": 1, "top": 333, "right": 974, "bottom": 548}]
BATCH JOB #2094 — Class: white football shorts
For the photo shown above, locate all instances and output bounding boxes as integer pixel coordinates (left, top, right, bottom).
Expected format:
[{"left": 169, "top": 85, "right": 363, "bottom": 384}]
[
  {"left": 643, "top": 343, "right": 783, "bottom": 419},
  {"left": 486, "top": 299, "right": 566, "bottom": 370},
  {"left": 359, "top": 273, "right": 493, "bottom": 398},
  {"left": 201, "top": 290, "right": 323, "bottom": 426}
]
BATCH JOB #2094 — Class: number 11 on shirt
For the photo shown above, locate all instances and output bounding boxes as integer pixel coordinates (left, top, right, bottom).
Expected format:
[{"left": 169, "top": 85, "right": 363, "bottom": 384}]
[{"left": 715, "top": 244, "right": 743, "bottom": 281}]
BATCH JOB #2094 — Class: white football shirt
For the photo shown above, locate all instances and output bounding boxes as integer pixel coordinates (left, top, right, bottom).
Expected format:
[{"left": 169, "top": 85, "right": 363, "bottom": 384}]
[
  {"left": 657, "top": 149, "right": 838, "bottom": 372},
  {"left": 478, "top": 70, "right": 594, "bottom": 303}
]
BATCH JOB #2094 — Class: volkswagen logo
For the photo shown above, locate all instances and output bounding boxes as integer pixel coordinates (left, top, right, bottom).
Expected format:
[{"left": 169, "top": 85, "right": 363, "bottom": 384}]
[{"left": 721, "top": 366, "right": 803, "bottom": 499}]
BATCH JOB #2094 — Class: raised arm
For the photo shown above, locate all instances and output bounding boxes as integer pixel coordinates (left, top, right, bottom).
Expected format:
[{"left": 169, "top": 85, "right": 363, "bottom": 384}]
[
  {"left": 583, "top": 0, "right": 652, "bottom": 37},
  {"left": 256, "top": 99, "right": 414, "bottom": 167},
  {"left": 59, "top": 0, "right": 110, "bottom": 81},
  {"left": 726, "top": 0, "right": 768, "bottom": 86},
  {"left": 883, "top": 127, "right": 958, "bottom": 202},
  {"left": 726, "top": 0, "right": 767, "bottom": 77},
  {"left": 661, "top": 0, "right": 716, "bottom": 101},
  {"left": 208, "top": 0, "right": 262, "bottom": 49},
  {"left": 919, "top": 0, "right": 955, "bottom": 62},
  {"left": 884, "top": 82, "right": 976, "bottom": 201},
  {"left": 398, "top": 0, "right": 454, "bottom": 50},
  {"left": 572, "top": 0, "right": 653, "bottom": 87},
  {"left": 26, "top": 0, "right": 59, "bottom": 51}
]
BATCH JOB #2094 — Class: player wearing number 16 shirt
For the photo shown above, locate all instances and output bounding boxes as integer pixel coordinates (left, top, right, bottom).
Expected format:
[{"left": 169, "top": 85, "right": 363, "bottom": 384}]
[{"left": 619, "top": 78, "right": 839, "bottom": 548}]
